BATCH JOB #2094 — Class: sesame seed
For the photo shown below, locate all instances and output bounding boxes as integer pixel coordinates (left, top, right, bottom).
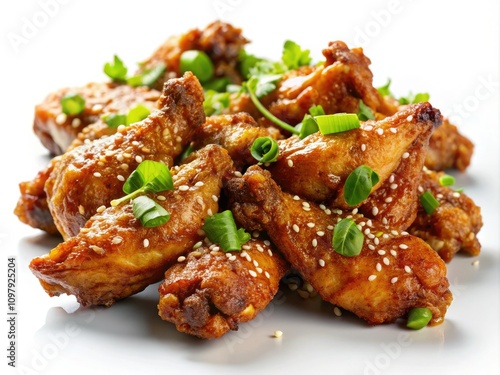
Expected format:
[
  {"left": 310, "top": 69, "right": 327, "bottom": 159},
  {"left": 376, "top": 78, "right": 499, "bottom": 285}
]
[
  {"left": 175, "top": 136, "right": 182, "bottom": 143},
  {"left": 256, "top": 267, "right": 263, "bottom": 273},
  {"left": 71, "top": 118, "right": 81, "bottom": 128},
  {"left": 317, "top": 231, "right": 325, "bottom": 236},
  {"left": 265, "top": 271, "right": 271, "bottom": 278},
  {"left": 325, "top": 209, "right": 332, "bottom": 215},
  {"left": 376, "top": 263, "right": 382, "bottom": 272},
  {"left": 268, "top": 249, "right": 273, "bottom": 256},
  {"left": 211, "top": 195, "right": 218, "bottom": 202},
  {"left": 367, "top": 233, "right": 375, "bottom": 239},
  {"left": 402, "top": 152, "right": 410, "bottom": 159},
  {"left": 274, "top": 330, "right": 283, "bottom": 338},
  {"left": 453, "top": 192, "right": 461, "bottom": 198},
  {"left": 293, "top": 195, "right": 300, "bottom": 201},
  {"left": 406, "top": 115, "right": 413, "bottom": 122},
  {"left": 287, "top": 159, "right": 294, "bottom": 167},
  {"left": 111, "top": 236, "right": 123, "bottom": 244},
  {"left": 93, "top": 172, "right": 102, "bottom": 177},
  {"left": 319, "top": 204, "right": 326, "bottom": 210},
  {"left": 399, "top": 244, "right": 408, "bottom": 250},
  {"left": 364, "top": 228, "right": 371, "bottom": 235},
  {"left": 372, "top": 207, "right": 379, "bottom": 216},
  {"left": 116, "top": 154, "right": 124, "bottom": 162},
  {"left": 390, "top": 127, "right": 397, "bottom": 133},
  {"left": 90, "top": 245, "right": 105, "bottom": 255},
  {"left": 366, "top": 219, "right": 373, "bottom": 227},
  {"left": 383, "top": 234, "right": 389, "bottom": 239},
  {"left": 389, "top": 174, "right": 395, "bottom": 183},
  {"left": 177, "top": 256, "right": 186, "bottom": 262},
  {"left": 302, "top": 201, "right": 311, "bottom": 208},
  {"left": 352, "top": 208, "right": 358, "bottom": 215},
  {"left": 368, "top": 244, "right": 375, "bottom": 250},
  {"left": 293, "top": 224, "right": 300, "bottom": 233},
  {"left": 382, "top": 218, "right": 388, "bottom": 225},
  {"left": 242, "top": 244, "right": 251, "bottom": 250},
  {"left": 193, "top": 241, "right": 202, "bottom": 249},
  {"left": 327, "top": 225, "right": 334, "bottom": 230},
  {"left": 383, "top": 257, "right": 390, "bottom": 265},
  {"left": 319, "top": 259, "right": 325, "bottom": 267},
  {"left": 117, "top": 174, "right": 125, "bottom": 182},
  {"left": 378, "top": 249, "right": 386, "bottom": 255},
  {"left": 307, "top": 222, "right": 315, "bottom": 228},
  {"left": 333, "top": 307, "right": 342, "bottom": 317},
  {"left": 385, "top": 197, "right": 393, "bottom": 203},
  {"left": 132, "top": 141, "right": 140, "bottom": 146},
  {"left": 472, "top": 260, "right": 480, "bottom": 267},
  {"left": 390, "top": 183, "right": 398, "bottom": 189},
  {"left": 376, "top": 128, "right": 384, "bottom": 135},
  {"left": 361, "top": 144, "right": 367, "bottom": 151},
  {"left": 391, "top": 277, "right": 398, "bottom": 284},
  {"left": 55, "top": 113, "right": 67, "bottom": 124},
  {"left": 401, "top": 231, "right": 409, "bottom": 236},
  {"left": 233, "top": 171, "right": 243, "bottom": 178},
  {"left": 404, "top": 265, "right": 412, "bottom": 273},
  {"left": 135, "top": 156, "right": 143, "bottom": 163},
  {"left": 120, "top": 163, "right": 129, "bottom": 170},
  {"left": 229, "top": 255, "right": 237, "bottom": 261},
  {"left": 195, "top": 181, "right": 204, "bottom": 187},
  {"left": 253, "top": 259, "right": 259, "bottom": 267},
  {"left": 249, "top": 270, "right": 257, "bottom": 277},
  {"left": 436, "top": 193, "right": 444, "bottom": 199},
  {"left": 143, "top": 239, "right": 150, "bottom": 248},
  {"left": 368, "top": 275, "right": 377, "bottom": 281},
  {"left": 96, "top": 205, "right": 106, "bottom": 213},
  {"left": 92, "top": 104, "right": 103, "bottom": 112},
  {"left": 391, "top": 230, "right": 399, "bottom": 236},
  {"left": 207, "top": 208, "right": 213, "bottom": 216},
  {"left": 78, "top": 205, "right": 85, "bottom": 215},
  {"left": 390, "top": 250, "right": 397, "bottom": 256},
  {"left": 374, "top": 237, "right": 380, "bottom": 245},
  {"left": 264, "top": 240, "right": 271, "bottom": 246},
  {"left": 157, "top": 195, "right": 166, "bottom": 201},
  {"left": 418, "top": 185, "right": 424, "bottom": 193},
  {"left": 312, "top": 239, "right": 318, "bottom": 247},
  {"left": 178, "top": 185, "right": 189, "bottom": 191},
  {"left": 256, "top": 244, "right": 264, "bottom": 252},
  {"left": 364, "top": 125, "right": 373, "bottom": 131}
]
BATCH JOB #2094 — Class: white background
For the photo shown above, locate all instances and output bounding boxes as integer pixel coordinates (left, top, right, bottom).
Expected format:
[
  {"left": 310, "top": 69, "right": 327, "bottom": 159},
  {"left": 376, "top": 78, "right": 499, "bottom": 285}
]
[{"left": 0, "top": 1, "right": 498, "bottom": 374}]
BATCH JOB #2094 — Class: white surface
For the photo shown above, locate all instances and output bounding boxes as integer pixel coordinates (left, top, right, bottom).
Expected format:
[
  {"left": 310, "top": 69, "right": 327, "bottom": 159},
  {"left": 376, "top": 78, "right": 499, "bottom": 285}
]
[{"left": 1, "top": 1, "right": 499, "bottom": 374}]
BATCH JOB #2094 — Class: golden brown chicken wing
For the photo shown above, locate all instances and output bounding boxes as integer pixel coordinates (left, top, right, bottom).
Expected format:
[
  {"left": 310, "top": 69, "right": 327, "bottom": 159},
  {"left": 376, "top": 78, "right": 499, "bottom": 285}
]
[
  {"left": 191, "top": 112, "right": 281, "bottom": 169},
  {"left": 45, "top": 73, "right": 205, "bottom": 239},
  {"left": 227, "top": 166, "right": 452, "bottom": 325},
  {"left": 409, "top": 169, "right": 482, "bottom": 262},
  {"left": 34, "top": 82, "right": 161, "bottom": 155},
  {"left": 136, "top": 21, "right": 248, "bottom": 91},
  {"left": 267, "top": 103, "right": 441, "bottom": 209},
  {"left": 158, "top": 239, "right": 288, "bottom": 339},
  {"left": 30, "top": 144, "right": 234, "bottom": 307}
]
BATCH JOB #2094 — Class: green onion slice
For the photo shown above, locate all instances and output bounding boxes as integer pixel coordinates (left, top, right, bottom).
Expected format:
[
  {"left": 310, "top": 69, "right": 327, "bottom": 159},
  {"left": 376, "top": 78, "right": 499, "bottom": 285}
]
[
  {"left": 60, "top": 93, "right": 85, "bottom": 116},
  {"left": 132, "top": 195, "right": 170, "bottom": 228},
  {"left": 110, "top": 160, "right": 173, "bottom": 207},
  {"left": 104, "top": 114, "right": 127, "bottom": 128},
  {"left": 251, "top": 137, "right": 279, "bottom": 163},
  {"left": 180, "top": 50, "right": 214, "bottom": 84},
  {"left": 344, "top": 165, "right": 380, "bottom": 206},
  {"left": 420, "top": 191, "right": 439, "bottom": 214},
  {"left": 126, "top": 104, "right": 150, "bottom": 125},
  {"left": 127, "top": 63, "right": 166, "bottom": 88},
  {"left": 438, "top": 174, "right": 455, "bottom": 187},
  {"left": 332, "top": 218, "right": 364, "bottom": 257},
  {"left": 202, "top": 210, "right": 251, "bottom": 252},
  {"left": 316, "top": 113, "right": 360, "bottom": 135},
  {"left": 104, "top": 55, "right": 128, "bottom": 82},
  {"left": 406, "top": 308, "right": 432, "bottom": 330},
  {"left": 357, "top": 100, "right": 375, "bottom": 121}
]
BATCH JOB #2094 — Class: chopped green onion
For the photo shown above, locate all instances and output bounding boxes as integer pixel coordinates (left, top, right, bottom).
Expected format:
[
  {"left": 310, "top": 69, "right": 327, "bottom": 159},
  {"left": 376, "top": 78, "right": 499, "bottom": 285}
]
[
  {"left": 104, "top": 114, "right": 127, "bottom": 128},
  {"left": 203, "top": 77, "right": 230, "bottom": 92},
  {"left": 438, "top": 174, "right": 455, "bottom": 187},
  {"left": 282, "top": 40, "right": 312, "bottom": 70},
  {"left": 126, "top": 104, "right": 150, "bottom": 125},
  {"left": 308, "top": 104, "right": 325, "bottom": 117},
  {"left": 203, "top": 90, "right": 230, "bottom": 116},
  {"left": 406, "top": 308, "right": 432, "bottom": 330},
  {"left": 344, "top": 165, "right": 380, "bottom": 206},
  {"left": 420, "top": 191, "right": 439, "bottom": 214},
  {"left": 377, "top": 79, "right": 392, "bottom": 97},
  {"left": 110, "top": 160, "right": 173, "bottom": 207},
  {"left": 298, "top": 115, "right": 319, "bottom": 139},
  {"left": 127, "top": 63, "right": 166, "bottom": 88},
  {"left": 60, "top": 93, "right": 85, "bottom": 115},
  {"left": 316, "top": 114, "right": 360, "bottom": 135},
  {"left": 202, "top": 210, "right": 251, "bottom": 252},
  {"left": 103, "top": 55, "right": 128, "bottom": 82},
  {"left": 132, "top": 195, "right": 170, "bottom": 228},
  {"left": 332, "top": 218, "right": 364, "bottom": 257},
  {"left": 357, "top": 100, "right": 375, "bottom": 121},
  {"left": 251, "top": 137, "right": 279, "bottom": 163},
  {"left": 179, "top": 50, "right": 214, "bottom": 83},
  {"left": 399, "top": 91, "right": 430, "bottom": 105}
]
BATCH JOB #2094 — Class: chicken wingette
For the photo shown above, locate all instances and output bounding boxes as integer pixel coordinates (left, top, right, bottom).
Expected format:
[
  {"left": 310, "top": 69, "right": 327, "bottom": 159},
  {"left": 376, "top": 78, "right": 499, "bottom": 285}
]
[
  {"left": 30, "top": 144, "right": 233, "bottom": 307},
  {"left": 227, "top": 166, "right": 452, "bottom": 325}
]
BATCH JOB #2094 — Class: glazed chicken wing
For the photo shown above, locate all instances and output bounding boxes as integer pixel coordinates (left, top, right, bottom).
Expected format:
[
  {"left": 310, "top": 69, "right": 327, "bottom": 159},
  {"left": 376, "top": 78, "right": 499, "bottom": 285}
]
[
  {"left": 30, "top": 145, "right": 233, "bottom": 307},
  {"left": 45, "top": 73, "right": 205, "bottom": 239},
  {"left": 409, "top": 169, "right": 482, "bottom": 262},
  {"left": 227, "top": 166, "right": 452, "bottom": 325},
  {"left": 158, "top": 239, "right": 288, "bottom": 339}
]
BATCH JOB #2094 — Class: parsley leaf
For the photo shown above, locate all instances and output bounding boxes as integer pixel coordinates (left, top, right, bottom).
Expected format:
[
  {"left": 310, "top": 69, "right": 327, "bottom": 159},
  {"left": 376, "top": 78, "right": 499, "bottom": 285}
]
[{"left": 282, "top": 40, "right": 312, "bottom": 70}]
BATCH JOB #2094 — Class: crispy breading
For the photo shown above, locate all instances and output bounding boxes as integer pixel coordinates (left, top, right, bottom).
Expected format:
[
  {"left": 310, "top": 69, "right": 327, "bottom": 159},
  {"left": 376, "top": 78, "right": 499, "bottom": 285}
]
[
  {"left": 158, "top": 240, "right": 288, "bottom": 339},
  {"left": 30, "top": 145, "right": 233, "bottom": 307}
]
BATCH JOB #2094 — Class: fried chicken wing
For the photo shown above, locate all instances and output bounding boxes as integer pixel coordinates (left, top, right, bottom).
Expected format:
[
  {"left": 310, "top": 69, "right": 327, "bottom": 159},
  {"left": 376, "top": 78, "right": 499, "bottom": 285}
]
[
  {"left": 227, "top": 166, "right": 452, "bottom": 325},
  {"left": 158, "top": 239, "right": 287, "bottom": 339},
  {"left": 191, "top": 112, "right": 281, "bottom": 169},
  {"left": 45, "top": 73, "right": 205, "bottom": 239},
  {"left": 30, "top": 145, "right": 233, "bottom": 307},
  {"left": 409, "top": 169, "right": 482, "bottom": 262},
  {"left": 34, "top": 82, "right": 161, "bottom": 155},
  {"left": 136, "top": 21, "right": 248, "bottom": 91},
  {"left": 267, "top": 103, "right": 441, "bottom": 210}
]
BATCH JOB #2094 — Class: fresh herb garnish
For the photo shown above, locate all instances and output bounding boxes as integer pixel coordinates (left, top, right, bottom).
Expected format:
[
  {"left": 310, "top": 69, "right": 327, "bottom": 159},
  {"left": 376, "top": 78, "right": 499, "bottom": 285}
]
[
  {"left": 250, "top": 137, "right": 279, "bottom": 163},
  {"left": 344, "top": 165, "right": 380, "bottom": 206},
  {"left": 332, "top": 218, "right": 364, "bottom": 257},
  {"left": 282, "top": 40, "right": 312, "bottom": 70},
  {"left": 202, "top": 210, "right": 251, "bottom": 252},
  {"left": 110, "top": 160, "right": 173, "bottom": 207},
  {"left": 296, "top": 105, "right": 325, "bottom": 139},
  {"left": 60, "top": 93, "right": 85, "bottom": 116},
  {"left": 132, "top": 195, "right": 170, "bottom": 228},
  {"left": 357, "top": 100, "right": 375, "bottom": 121},
  {"left": 104, "top": 55, "right": 128, "bottom": 82},
  {"left": 203, "top": 90, "right": 230, "bottom": 116},
  {"left": 104, "top": 114, "right": 127, "bottom": 128},
  {"left": 398, "top": 92, "right": 430, "bottom": 105},
  {"left": 420, "top": 191, "right": 439, "bottom": 214},
  {"left": 406, "top": 308, "right": 432, "bottom": 330},
  {"left": 438, "top": 174, "right": 455, "bottom": 187},
  {"left": 180, "top": 50, "right": 214, "bottom": 84},
  {"left": 316, "top": 113, "right": 360, "bottom": 135},
  {"left": 127, "top": 63, "right": 166, "bottom": 88},
  {"left": 103, "top": 104, "right": 151, "bottom": 128},
  {"left": 377, "top": 79, "right": 393, "bottom": 97}
]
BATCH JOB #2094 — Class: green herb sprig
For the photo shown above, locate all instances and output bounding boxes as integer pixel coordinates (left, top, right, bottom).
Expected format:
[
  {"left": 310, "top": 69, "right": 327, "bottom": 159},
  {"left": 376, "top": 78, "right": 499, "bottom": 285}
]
[
  {"left": 202, "top": 210, "right": 251, "bottom": 252},
  {"left": 344, "top": 165, "right": 380, "bottom": 206},
  {"left": 332, "top": 218, "right": 364, "bottom": 257}
]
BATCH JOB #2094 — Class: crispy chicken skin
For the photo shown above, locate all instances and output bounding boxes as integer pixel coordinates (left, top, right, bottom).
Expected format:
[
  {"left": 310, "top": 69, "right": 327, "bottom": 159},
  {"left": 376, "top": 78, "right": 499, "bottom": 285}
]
[
  {"left": 425, "top": 118, "right": 474, "bottom": 172},
  {"left": 158, "top": 240, "right": 288, "bottom": 339},
  {"left": 45, "top": 73, "right": 205, "bottom": 239},
  {"left": 30, "top": 145, "right": 234, "bottom": 307},
  {"left": 409, "top": 169, "right": 482, "bottom": 262},
  {"left": 227, "top": 166, "right": 452, "bottom": 325},
  {"left": 34, "top": 82, "right": 161, "bottom": 155},
  {"left": 136, "top": 21, "right": 248, "bottom": 91},
  {"left": 267, "top": 103, "right": 441, "bottom": 210},
  {"left": 191, "top": 112, "right": 281, "bottom": 170}
]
